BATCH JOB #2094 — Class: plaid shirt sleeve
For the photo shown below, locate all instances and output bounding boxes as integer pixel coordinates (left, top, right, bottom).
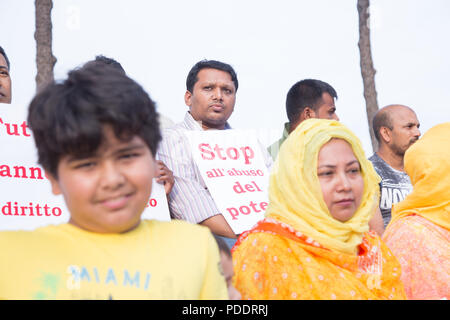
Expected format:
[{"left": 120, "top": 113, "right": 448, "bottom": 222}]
[{"left": 157, "top": 127, "right": 221, "bottom": 224}]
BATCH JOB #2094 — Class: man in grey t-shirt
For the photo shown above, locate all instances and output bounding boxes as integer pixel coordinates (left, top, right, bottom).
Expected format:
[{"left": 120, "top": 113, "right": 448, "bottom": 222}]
[
  {"left": 369, "top": 153, "right": 413, "bottom": 227},
  {"left": 369, "top": 105, "right": 421, "bottom": 227}
]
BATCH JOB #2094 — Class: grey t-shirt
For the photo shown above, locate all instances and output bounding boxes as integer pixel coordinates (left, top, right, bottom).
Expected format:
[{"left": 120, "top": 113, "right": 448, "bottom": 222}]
[{"left": 369, "top": 153, "right": 413, "bottom": 228}]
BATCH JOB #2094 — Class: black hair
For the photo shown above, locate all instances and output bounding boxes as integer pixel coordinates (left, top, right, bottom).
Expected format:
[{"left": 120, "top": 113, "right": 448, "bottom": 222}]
[
  {"left": 0, "top": 46, "right": 10, "bottom": 70},
  {"left": 91, "top": 55, "right": 125, "bottom": 73},
  {"left": 27, "top": 62, "right": 161, "bottom": 178},
  {"left": 286, "top": 79, "right": 337, "bottom": 124},
  {"left": 186, "top": 59, "right": 238, "bottom": 93},
  {"left": 372, "top": 108, "right": 393, "bottom": 143}
]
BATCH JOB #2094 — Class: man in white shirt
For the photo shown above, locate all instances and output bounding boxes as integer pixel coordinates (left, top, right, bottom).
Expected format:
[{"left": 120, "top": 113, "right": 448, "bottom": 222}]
[{"left": 157, "top": 60, "right": 272, "bottom": 247}]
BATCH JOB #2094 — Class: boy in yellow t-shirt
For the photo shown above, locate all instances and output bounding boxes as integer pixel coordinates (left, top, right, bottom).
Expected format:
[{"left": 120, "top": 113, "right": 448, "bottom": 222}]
[{"left": 0, "top": 62, "right": 228, "bottom": 300}]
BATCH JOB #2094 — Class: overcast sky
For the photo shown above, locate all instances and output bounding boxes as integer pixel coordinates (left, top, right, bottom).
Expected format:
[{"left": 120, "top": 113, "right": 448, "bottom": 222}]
[{"left": 1, "top": 0, "right": 449, "bottom": 155}]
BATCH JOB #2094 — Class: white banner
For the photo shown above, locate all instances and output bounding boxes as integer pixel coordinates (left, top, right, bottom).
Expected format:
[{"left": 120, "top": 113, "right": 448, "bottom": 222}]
[
  {"left": 0, "top": 110, "right": 170, "bottom": 231},
  {"left": 186, "top": 130, "right": 270, "bottom": 234}
]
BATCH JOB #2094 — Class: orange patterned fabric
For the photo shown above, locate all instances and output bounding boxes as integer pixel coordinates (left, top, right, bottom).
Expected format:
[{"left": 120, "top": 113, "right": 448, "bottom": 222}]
[
  {"left": 232, "top": 218, "right": 406, "bottom": 300},
  {"left": 383, "top": 123, "right": 450, "bottom": 300},
  {"left": 383, "top": 215, "right": 450, "bottom": 300}
]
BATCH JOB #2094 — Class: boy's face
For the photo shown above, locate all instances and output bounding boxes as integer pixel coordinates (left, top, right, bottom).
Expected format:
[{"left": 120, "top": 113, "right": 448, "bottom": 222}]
[{"left": 47, "top": 126, "right": 156, "bottom": 233}]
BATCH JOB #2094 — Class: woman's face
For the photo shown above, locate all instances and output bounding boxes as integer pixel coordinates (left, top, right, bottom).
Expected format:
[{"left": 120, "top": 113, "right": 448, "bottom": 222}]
[{"left": 317, "top": 138, "right": 364, "bottom": 222}]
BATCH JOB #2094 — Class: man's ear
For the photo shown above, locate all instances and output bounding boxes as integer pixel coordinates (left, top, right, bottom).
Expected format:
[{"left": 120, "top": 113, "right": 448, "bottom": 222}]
[
  {"left": 301, "top": 107, "right": 316, "bottom": 121},
  {"left": 184, "top": 90, "right": 192, "bottom": 107},
  {"left": 379, "top": 127, "right": 392, "bottom": 144},
  {"left": 45, "top": 170, "right": 62, "bottom": 195}
]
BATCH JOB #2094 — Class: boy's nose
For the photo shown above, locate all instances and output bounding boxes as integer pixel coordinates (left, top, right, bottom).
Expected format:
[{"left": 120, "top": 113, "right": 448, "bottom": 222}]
[{"left": 99, "top": 163, "right": 125, "bottom": 190}]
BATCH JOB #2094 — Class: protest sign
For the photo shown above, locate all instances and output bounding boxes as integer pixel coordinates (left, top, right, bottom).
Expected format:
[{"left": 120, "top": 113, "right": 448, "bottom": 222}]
[
  {"left": 141, "top": 180, "right": 171, "bottom": 222},
  {"left": 186, "top": 130, "right": 270, "bottom": 234},
  {"left": 0, "top": 110, "right": 170, "bottom": 231}
]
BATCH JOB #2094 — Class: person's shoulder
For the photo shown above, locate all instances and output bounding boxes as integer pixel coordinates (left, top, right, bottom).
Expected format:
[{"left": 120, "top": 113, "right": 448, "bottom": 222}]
[
  {"left": 234, "top": 228, "right": 284, "bottom": 256},
  {"left": 0, "top": 223, "right": 64, "bottom": 237},
  {"left": 362, "top": 231, "right": 396, "bottom": 256},
  {"left": 160, "top": 122, "right": 192, "bottom": 145},
  {"left": 368, "top": 153, "right": 381, "bottom": 163},
  {"left": 368, "top": 153, "right": 393, "bottom": 175},
  {"left": 141, "top": 219, "right": 213, "bottom": 241},
  {"left": 0, "top": 224, "right": 67, "bottom": 251},
  {"left": 267, "top": 139, "right": 280, "bottom": 159},
  {"left": 386, "top": 215, "right": 439, "bottom": 238},
  {"left": 161, "top": 122, "right": 184, "bottom": 137}
]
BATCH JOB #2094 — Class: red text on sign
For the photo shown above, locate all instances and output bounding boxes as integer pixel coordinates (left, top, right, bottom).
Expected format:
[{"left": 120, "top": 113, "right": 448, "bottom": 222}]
[
  {"left": 226, "top": 201, "right": 268, "bottom": 220},
  {"left": 145, "top": 198, "right": 158, "bottom": 208},
  {"left": 232, "top": 181, "right": 263, "bottom": 194},
  {"left": 0, "top": 164, "right": 47, "bottom": 180},
  {"left": 1, "top": 201, "right": 62, "bottom": 217},
  {"left": 0, "top": 118, "right": 32, "bottom": 137},
  {"left": 199, "top": 143, "right": 254, "bottom": 165}
]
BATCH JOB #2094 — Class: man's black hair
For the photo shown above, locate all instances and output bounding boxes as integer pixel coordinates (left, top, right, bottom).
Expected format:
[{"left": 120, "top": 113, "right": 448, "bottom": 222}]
[
  {"left": 372, "top": 109, "right": 394, "bottom": 143},
  {"left": 0, "top": 46, "right": 10, "bottom": 70},
  {"left": 27, "top": 62, "right": 161, "bottom": 178},
  {"left": 286, "top": 79, "right": 337, "bottom": 124},
  {"left": 186, "top": 59, "right": 238, "bottom": 93},
  {"left": 92, "top": 54, "right": 125, "bottom": 73}
]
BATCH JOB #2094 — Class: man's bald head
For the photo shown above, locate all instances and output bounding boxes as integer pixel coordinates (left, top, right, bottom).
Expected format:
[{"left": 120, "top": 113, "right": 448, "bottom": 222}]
[
  {"left": 373, "top": 104, "right": 420, "bottom": 155},
  {"left": 373, "top": 105, "right": 414, "bottom": 142}
]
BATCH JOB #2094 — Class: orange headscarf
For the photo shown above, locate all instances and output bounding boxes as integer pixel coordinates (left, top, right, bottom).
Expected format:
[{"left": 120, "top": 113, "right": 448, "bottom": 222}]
[{"left": 390, "top": 122, "right": 450, "bottom": 230}]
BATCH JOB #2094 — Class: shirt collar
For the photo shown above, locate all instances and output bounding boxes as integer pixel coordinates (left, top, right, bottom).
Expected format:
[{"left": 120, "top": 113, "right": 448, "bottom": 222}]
[
  {"left": 282, "top": 122, "right": 290, "bottom": 140},
  {"left": 183, "top": 111, "right": 232, "bottom": 131}
]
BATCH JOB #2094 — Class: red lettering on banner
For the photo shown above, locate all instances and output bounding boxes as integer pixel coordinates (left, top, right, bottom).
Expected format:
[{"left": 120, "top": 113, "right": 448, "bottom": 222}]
[
  {"left": 199, "top": 143, "right": 215, "bottom": 160},
  {"left": 225, "top": 201, "right": 268, "bottom": 220},
  {"left": 198, "top": 144, "right": 255, "bottom": 164},
  {"left": 226, "top": 147, "right": 239, "bottom": 160},
  {"left": 227, "top": 168, "right": 264, "bottom": 177},
  {"left": 145, "top": 198, "right": 158, "bottom": 208},
  {"left": 239, "top": 146, "right": 254, "bottom": 165},
  {"left": 232, "top": 181, "right": 263, "bottom": 194},
  {"left": 0, "top": 164, "right": 46, "bottom": 180},
  {"left": 206, "top": 168, "right": 225, "bottom": 178},
  {"left": 260, "top": 202, "right": 268, "bottom": 211},
  {"left": 204, "top": 168, "right": 264, "bottom": 178},
  {"left": 0, "top": 118, "right": 32, "bottom": 137},
  {"left": 214, "top": 144, "right": 226, "bottom": 160},
  {"left": 1, "top": 201, "right": 63, "bottom": 217}
]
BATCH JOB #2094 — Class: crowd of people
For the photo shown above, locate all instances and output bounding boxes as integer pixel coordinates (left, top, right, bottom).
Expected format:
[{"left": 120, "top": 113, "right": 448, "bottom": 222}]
[{"left": 0, "top": 45, "right": 448, "bottom": 300}]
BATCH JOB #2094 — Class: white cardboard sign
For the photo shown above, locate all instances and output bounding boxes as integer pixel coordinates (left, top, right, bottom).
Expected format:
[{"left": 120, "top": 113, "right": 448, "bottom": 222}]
[
  {"left": 0, "top": 110, "right": 170, "bottom": 231},
  {"left": 141, "top": 179, "right": 171, "bottom": 222},
  {"left": 186, "top": 130, "right": 270, "bottom": 234}
]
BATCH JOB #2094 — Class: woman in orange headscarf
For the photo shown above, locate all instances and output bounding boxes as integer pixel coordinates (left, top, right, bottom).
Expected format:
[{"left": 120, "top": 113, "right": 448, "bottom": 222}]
[
  {"left": 382, "top": 122, "right": 450, "bottom": 300},
  {"left": 232, "top": 119, "right": 406, "bottom": 300}
]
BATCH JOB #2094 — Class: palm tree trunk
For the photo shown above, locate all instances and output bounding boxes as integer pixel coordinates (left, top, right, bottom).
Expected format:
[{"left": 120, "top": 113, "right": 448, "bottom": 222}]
[
  {"left": 357, "top": 0, "right": 379, "bottom": 152},
  {"left": 35, "top": 0, "right": 57, "bottom": 92}
]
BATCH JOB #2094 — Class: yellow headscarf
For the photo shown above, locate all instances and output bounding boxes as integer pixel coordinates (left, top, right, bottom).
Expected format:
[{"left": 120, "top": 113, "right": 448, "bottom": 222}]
[
  {"left": 266, "top": 119, "right": 380, "bottom": 254},
  {"left": 390, "top": 122, "right": 450, "bottom": 230}
]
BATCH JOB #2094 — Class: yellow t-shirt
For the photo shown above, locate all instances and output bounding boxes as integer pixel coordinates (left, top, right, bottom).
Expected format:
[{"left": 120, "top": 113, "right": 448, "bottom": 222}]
[{"left": 0, "top": 220, "right": 228, "bottom": 300}]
